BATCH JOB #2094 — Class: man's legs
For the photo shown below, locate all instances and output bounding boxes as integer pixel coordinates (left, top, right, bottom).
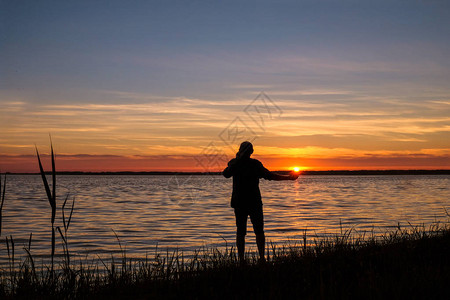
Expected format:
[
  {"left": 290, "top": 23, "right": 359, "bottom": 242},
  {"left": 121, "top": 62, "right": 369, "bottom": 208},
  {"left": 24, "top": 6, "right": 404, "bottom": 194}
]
[
  {"left": 234, "top": 208, "right": 248, "bottom": 263},
  {"left": 250, "top": 206, "right": 265, "bottom": 262},
  {"left": 255, "top": 233, "right": 265, "bottom": 262},
  {"left": 236, "top": 233, "right": 245, "bottom": 262}
]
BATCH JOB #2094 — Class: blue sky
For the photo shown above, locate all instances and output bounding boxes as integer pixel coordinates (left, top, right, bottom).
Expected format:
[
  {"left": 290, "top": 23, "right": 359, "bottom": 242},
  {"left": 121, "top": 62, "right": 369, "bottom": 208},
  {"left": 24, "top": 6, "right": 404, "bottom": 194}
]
[
  {"left": 1, "top": 0, "right": 449, "bottom": 171},
  {"left": 3, "top": 0, "right": 449, "bottom": 100}
]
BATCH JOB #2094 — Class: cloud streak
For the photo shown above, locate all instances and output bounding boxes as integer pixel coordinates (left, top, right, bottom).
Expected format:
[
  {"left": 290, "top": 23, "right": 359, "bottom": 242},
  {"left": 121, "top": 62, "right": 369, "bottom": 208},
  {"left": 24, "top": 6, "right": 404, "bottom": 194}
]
[{"left": 1, "top": 91, "right": 449, "bottom": 171}]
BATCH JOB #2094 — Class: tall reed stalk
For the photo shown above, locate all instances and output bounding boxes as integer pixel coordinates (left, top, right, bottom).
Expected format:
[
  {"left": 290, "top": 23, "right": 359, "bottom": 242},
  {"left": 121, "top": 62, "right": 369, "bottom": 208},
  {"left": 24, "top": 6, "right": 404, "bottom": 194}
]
[
  {"left": 35, "top": 138, "right": 57, "bottom": 271},
  {"left": 57, "top": 193, "right": 75, "bottom": 269},
  {"left": 0, "top": 173, "right": 6, "bottom": 236}
]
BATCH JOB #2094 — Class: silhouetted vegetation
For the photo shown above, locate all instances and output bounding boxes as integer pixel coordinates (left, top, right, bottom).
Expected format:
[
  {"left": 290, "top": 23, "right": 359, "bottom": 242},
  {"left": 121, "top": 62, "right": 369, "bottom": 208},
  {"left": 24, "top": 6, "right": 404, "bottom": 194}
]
[
  {"left": 0, "top": 221, "right": 448, "bottom": 299},
  {"left": 0, "top": 173, "right": 6, "bottom": 236}
]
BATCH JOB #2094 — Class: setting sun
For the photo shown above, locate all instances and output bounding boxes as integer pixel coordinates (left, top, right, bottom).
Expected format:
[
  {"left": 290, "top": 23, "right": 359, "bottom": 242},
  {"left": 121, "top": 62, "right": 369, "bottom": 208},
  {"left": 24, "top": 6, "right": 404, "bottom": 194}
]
[{"left": 293, "top": 167, "right": 300, "bottom": 172}]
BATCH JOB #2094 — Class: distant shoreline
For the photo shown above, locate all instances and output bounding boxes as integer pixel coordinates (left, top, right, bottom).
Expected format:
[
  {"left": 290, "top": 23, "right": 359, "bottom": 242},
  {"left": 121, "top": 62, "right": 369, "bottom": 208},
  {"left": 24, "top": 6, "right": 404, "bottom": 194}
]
[{"left": 6, "top": 170, "right": 450, "bottom": 175}]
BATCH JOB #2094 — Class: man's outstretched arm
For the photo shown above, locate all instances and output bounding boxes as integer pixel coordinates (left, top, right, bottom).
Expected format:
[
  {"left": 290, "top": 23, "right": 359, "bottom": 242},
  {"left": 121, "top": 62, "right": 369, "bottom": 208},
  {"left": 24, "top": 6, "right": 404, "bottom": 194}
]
[
  {"left": 268, "top": 171, "right": 298, "bottom": 181},
  {"left": 260, "top": 163, "right": 298, "bottom": 181}
]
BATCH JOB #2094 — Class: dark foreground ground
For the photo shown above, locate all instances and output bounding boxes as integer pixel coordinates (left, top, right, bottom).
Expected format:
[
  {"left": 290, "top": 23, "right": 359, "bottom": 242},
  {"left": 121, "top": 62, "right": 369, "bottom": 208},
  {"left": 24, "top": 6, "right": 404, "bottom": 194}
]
[
  {"left": 126, "top": 229, "right": 450, "bottom": 300},
  {"left": 2, "top": 223, "right": 449, "bottom": 300}
]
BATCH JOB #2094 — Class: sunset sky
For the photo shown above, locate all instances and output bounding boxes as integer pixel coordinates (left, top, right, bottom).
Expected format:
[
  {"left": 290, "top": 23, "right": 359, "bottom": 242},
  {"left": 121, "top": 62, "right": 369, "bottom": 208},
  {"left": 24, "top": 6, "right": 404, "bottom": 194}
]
[{"left": 1, "top": 0, "right": 449, "bottom": 172}]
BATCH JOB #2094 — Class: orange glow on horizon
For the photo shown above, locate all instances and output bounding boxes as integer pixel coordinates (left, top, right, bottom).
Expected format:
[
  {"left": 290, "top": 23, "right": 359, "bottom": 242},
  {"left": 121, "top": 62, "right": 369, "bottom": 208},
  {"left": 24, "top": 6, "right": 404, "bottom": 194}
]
[{"left": 1, "top": 153, "right": 448, "bottom": 173}]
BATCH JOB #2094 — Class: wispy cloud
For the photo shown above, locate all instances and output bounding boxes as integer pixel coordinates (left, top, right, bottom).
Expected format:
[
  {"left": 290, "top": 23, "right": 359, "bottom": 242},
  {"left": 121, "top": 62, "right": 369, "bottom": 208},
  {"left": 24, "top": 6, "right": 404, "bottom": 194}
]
[
  {"left": 1, "top": 90, "right": 449, "bottom": 163},
  {"left": 229, "top": 84, "right": 274, "bottom": 90}
]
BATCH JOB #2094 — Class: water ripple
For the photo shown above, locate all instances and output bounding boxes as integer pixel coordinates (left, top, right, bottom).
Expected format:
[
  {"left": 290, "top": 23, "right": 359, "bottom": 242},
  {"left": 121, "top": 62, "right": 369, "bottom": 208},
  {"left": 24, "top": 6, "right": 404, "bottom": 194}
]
[{"left": 0, "top": 174, "right": 448, "bottom": 266}]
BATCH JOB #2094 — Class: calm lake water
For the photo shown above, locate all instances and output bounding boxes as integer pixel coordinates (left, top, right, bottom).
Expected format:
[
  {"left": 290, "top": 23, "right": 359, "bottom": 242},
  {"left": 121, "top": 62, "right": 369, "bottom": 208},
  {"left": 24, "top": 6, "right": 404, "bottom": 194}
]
[{"left": 0, "top": 174, "right": 449, "bottom": 265}]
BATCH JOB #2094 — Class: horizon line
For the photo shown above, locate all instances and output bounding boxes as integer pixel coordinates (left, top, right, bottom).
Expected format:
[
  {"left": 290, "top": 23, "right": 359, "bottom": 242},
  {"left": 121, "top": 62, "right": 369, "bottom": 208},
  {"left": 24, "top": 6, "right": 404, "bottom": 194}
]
[{"left": 5, "top": 169, "right": 450, "bottom": 175}]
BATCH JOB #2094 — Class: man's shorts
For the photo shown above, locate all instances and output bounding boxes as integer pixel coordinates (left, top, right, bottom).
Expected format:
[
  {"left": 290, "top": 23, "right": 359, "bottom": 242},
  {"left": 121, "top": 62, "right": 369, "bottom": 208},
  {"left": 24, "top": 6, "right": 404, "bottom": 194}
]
[{"left": 234, "top": 206, "right": 264, "bottom": 235}]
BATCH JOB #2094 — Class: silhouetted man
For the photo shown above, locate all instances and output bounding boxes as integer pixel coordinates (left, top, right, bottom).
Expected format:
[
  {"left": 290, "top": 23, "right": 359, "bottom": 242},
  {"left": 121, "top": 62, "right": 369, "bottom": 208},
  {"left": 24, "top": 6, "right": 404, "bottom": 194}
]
[{"left": 223, "top": 141, "right": 298, "bottom": 263}]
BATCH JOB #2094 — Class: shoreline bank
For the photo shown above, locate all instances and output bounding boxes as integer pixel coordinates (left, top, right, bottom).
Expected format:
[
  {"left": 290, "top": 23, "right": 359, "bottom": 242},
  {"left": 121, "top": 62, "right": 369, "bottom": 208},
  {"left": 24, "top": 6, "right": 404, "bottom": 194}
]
[{"left": 1, "top": 222, "right": 449, "bottom": 299}]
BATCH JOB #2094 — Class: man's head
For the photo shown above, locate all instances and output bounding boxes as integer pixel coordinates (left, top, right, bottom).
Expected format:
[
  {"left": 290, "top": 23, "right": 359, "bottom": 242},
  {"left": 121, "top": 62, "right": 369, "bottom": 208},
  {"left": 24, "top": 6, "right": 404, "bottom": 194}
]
[{"left": 237, "top": 141, "right": 254, "bottom": 158}]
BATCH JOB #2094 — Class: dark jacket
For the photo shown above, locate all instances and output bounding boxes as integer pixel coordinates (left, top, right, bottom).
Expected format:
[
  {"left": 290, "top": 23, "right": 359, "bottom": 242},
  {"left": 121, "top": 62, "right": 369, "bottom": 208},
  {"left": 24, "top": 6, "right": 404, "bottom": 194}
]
[{"left": 223, "top": 157, "right": 274, "bottom": 209}]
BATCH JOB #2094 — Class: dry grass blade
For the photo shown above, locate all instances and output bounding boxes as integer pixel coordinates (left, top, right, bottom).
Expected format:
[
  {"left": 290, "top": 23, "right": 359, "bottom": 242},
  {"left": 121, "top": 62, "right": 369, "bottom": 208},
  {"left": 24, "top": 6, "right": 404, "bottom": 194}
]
[
  {"left": 35, "top": 146, "right": 53, "bottom": 221},
  {"left": 67, "top": 196, "right": 75, "bottom": 231},
  {"left": 62, "top": 193, "right": 70, "bottom": 232},
  {"left": 0, "top": 173, "right": 5, "bottom": 208},
  {"left": 62, "top": 193, "right": 75, "bottom": 233},
  {"left": 444, "top": 207, "right": 450, "bottom": 218},
  {"left": 0, "top": 173, "right": 6, "bottom": 236},
  {"left": 51, "top": 227, "right": 55, "bottom": 257},
  {"left": 9, "top": 235, "right": 15, "bottom": 277},
  {"left": 28, "top": 232, "right": 32, "bottom": 251},
  {"left": 50, "top": 135, "right": 56, "bottom": 223},
  {"left": 6, "top": 236, "right": 10, "bottom": 261},
  {"left": 57, "top": 226, "right": 66, "bottom": 245},
  {"left": 23, "top": 247, "right": 37, "bottom": 282},
  {"left": 112, "top": 229, "right": 124, "bottom": 255}
]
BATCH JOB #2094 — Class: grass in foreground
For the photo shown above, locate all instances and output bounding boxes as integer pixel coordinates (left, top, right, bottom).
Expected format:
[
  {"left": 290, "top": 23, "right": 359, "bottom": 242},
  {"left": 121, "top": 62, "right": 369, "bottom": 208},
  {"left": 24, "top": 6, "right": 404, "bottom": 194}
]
[{"left": 0, "top": 221, "right": 449, "bottom": 299}]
